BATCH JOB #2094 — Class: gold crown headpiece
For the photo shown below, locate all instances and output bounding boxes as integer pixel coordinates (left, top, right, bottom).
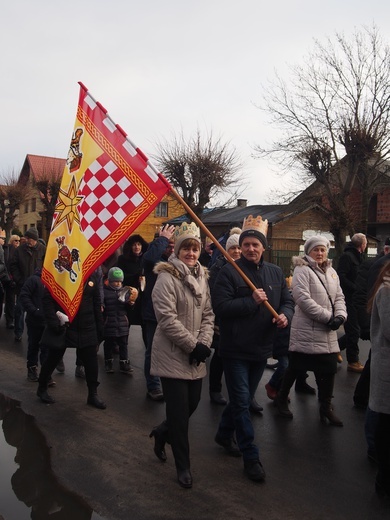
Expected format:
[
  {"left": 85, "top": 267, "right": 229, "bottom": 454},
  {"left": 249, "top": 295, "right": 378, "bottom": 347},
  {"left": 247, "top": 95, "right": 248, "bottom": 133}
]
[
  {"left": 174, "top": 222, "right": 201, "bottom": 242},
  {"left": 242, "top": 215, "right": 268, "bottom": 237},
  {"left": 173, "top": 222, "right": 201, "bottom": 254}
]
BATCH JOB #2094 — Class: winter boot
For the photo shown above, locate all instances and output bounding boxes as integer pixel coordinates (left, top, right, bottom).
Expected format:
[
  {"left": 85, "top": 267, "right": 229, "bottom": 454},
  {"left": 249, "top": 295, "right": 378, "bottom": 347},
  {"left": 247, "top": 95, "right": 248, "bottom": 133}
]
[
  {"left": 295, "top": 373, "right": 316, "bottom": 395},
  {"left": 75, "top": 365, "right": 86, "bottom": 379},
  {"left": 105, "top": 359, "right": 114, "bottom": 373},
  {"left": 87, "top": 386, "right": 106, "bottom": 409},
  {"left": 56, "top": 359, "right": 65, "bottom": 373},
  {"left": 119, "top": 359, "right": 134, "bottom": 375},
  {"left": 319, "top": 399, "right": 343, "bottom": 426},
  {"left": 27, "top": 365, "right": 39, "bottom": 382},
  {"left": 149, "top": 420, "right": 169, "bottom": 462},
  {"left": 274, "top": 392, "right": 293, "bottom": 418},
  {"left": 37, "top": 386, "right": 55, "bottom": 404},
  {"left": 316, "top": 374, "right": 343, "bottom": 426},
  {"left": 274, "top": 367, "right": 296, "bottom": 418}
]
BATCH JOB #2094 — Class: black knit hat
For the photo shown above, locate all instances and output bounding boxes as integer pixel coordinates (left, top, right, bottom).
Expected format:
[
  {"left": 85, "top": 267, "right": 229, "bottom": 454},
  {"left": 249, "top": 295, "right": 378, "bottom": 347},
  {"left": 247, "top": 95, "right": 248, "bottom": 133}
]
[
  {"left": 25, "top": 227, "right": 39, "bottom": 241},
  {"left": 239, "top": 215, "right": 268, "bottom": 249}
]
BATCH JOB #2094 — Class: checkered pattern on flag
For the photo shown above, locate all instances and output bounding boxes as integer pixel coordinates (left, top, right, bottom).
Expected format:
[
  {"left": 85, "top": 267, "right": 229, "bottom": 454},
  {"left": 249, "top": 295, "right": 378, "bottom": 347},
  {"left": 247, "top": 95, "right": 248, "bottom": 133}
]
[
  {"left": 42, "top": 82, "right": 171, "bottom": 321},
  {"left": 78, "top": 153, "right": 145, "bottom": 246}
]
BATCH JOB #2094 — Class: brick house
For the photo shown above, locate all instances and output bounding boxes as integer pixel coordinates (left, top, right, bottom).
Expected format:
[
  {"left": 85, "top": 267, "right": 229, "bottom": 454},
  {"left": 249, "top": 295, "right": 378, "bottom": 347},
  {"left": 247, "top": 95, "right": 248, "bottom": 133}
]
[{"left": 16, "top": 154, "right": 65, "bottom": 239}]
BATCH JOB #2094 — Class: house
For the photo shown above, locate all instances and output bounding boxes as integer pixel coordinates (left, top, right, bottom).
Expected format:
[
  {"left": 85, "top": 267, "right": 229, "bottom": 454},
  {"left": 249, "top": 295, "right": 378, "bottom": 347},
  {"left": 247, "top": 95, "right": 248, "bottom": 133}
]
[
  {"left": 16, "top": 154, "right": 65, "bottom": 239},
  {"left": 168, "top": 179, "right": 390, "bottom": 276},
  {"left": 199, "top": 200, "right": 334, "bottom": 274}
]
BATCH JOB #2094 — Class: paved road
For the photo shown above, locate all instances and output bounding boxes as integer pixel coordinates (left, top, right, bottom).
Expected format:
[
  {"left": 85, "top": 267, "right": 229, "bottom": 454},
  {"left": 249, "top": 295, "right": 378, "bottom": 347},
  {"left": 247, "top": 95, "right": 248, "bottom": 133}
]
[{"left": 1, "top": 324, "right": 389, "bottom": 520}]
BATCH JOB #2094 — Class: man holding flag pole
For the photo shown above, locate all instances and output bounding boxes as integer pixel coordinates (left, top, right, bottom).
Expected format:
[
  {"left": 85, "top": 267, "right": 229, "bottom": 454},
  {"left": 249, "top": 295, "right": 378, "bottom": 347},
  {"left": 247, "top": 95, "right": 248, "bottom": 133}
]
[{"left": 39, "top": 82, "right": 283, "bottom": 410}]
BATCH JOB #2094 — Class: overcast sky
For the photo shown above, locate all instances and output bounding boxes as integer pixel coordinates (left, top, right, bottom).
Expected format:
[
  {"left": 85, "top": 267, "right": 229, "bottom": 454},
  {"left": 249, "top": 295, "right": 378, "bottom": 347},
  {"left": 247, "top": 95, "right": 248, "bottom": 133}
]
[{"left": 1, "top": 0, "right": 390, "bottom": 205}]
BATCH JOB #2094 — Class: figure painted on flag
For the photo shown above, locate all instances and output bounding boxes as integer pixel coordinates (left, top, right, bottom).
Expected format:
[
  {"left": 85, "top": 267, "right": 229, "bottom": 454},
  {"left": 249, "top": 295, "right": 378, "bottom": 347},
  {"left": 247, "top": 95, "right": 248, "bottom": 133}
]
[
  {"left": 53, "top": 236, "right": 80, "bottom": 281},
  {"left": 67, "top": 127, "right": 83, "bottom": 173}
]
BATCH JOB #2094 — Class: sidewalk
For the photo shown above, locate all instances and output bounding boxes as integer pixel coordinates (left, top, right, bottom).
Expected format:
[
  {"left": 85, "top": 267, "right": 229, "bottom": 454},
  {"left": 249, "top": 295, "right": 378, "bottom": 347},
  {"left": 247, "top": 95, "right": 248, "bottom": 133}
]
[{"left": 0, "top": 325, "right": 389, "bottom": 520}]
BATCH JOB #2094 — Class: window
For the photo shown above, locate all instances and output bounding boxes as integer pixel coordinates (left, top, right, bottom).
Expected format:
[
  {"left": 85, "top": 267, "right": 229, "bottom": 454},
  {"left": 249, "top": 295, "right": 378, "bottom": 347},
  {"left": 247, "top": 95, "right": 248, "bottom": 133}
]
[
  {"left": 31, "top": 198, "right": 36, "bottom": 212},
  {"left": 155, "top": 202, "right": 168, "bottom": 218},
  {"left": 24, "top": 202, "right": 29, "bottom": 213}
]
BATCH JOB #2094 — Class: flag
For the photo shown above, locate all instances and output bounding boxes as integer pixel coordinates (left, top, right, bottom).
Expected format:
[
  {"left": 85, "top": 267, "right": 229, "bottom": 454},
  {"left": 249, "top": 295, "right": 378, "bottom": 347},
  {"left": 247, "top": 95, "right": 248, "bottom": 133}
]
[{"left": 42, "top": 82, "right": 171, "bottom": 321}]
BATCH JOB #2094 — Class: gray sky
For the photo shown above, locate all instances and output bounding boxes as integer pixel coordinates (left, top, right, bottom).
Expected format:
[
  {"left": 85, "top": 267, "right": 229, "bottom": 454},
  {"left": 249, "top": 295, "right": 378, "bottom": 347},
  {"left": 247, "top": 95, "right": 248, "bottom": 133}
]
[{"left": 1, "top": 0, "right": 390, "bottom": 204}]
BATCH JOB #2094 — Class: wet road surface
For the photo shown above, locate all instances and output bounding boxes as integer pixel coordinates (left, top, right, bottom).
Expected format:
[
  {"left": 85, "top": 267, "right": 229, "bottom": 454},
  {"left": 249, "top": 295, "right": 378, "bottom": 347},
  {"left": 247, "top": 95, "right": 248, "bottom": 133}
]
[{"left": 0, "top": 324, "right": 389, "bottom": 520}]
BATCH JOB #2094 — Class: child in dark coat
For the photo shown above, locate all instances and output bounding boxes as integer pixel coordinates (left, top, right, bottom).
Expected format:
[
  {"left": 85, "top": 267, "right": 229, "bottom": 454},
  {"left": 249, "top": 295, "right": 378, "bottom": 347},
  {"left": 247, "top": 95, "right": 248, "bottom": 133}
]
[{"left": 103, "top": 267, "right": 138, "bottom": 374}]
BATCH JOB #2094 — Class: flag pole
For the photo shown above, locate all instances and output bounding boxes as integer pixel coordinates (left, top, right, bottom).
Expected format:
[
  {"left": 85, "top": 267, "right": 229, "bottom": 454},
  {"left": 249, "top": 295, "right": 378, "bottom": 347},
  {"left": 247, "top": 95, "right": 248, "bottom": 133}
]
[{"left": 159, "top": 175, "right": 279, "bottom": 319}]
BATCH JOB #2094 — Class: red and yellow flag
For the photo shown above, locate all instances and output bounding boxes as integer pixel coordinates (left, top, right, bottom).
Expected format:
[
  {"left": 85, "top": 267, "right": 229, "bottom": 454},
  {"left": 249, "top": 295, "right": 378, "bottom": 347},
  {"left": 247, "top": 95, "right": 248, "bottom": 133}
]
[{"left": 42, "top": 82, "right": 171, "bottom": 320}]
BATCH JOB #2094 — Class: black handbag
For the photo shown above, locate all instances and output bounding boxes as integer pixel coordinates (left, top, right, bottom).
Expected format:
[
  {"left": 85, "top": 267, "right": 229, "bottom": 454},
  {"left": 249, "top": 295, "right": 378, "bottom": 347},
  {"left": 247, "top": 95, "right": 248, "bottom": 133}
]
[
  {"left": 0, "top": 269, "right": 11, "bottom": 286},
  {"left": 39, "top": 325, "right": 67, "bottom": 349}
]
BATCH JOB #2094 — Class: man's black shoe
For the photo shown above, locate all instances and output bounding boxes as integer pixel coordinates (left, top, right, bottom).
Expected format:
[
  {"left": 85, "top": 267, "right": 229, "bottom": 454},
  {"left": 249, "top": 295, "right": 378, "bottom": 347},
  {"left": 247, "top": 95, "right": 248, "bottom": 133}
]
[
  {"left": 87, "top": 393, "right": 106, "bottom": 409},
  {"left": 37, "top": 388, "right": 55, "bottom": 404},
  {"left": 244, "top": 459, "right": 266, "bottom": 481},
  {"left": 295, "top": 380, "right": 316, "bottom": 395},
  {"left": 249, "top": 397, "right": 263, "bottom": 413},
  {"left": 147, "top": 389, "right": 164, "bottom": 401},
  {"left": 177, "top": 469, "right": 192, "bottom": 488},
  {"left": 215, "top": 433, "right": 242, "bottom": 457},
  {"left": 210, "top": 392, "right": 227, "bottom": 405}
]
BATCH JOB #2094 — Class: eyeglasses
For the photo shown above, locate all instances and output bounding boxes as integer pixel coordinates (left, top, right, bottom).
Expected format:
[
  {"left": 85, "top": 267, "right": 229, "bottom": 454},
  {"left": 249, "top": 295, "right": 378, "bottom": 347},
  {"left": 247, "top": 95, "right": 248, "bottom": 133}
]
[
  {"left": 14, "top": 239, "right": 20, "bottom": 242},
  {"left": 0, "top": 237, "right": 5, "bottom": 240}
]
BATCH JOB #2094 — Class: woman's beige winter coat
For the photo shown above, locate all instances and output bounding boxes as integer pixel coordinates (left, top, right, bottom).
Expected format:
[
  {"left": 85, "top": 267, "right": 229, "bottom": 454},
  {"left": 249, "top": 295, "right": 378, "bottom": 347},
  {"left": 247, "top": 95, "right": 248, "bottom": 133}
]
[
  {"left": 289, "top": 255, "right": 347, "bottom": 355},
  {"left": 150, "top": 257, "right": 215, "bottom": 380}
]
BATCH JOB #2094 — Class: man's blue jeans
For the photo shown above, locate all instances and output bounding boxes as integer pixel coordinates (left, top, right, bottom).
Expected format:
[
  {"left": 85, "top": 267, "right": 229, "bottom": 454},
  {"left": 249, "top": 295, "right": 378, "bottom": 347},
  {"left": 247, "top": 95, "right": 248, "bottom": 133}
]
[
  {"left": 14, "top": 296, "right": 25, "bottom": 338},
  {"left": 217, "top": 357, "right": 267, "bottom": 461}
]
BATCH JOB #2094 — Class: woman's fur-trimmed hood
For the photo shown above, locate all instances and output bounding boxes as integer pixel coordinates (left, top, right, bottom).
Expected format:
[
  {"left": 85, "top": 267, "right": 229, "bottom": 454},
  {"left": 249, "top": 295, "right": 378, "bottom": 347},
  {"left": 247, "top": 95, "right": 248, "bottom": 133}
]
[
  {"left": 291, "top": 255, "right": 332, "bottom": 270},
  {"left": 153, "top": 259, "right": 209, "bottom": 280}
]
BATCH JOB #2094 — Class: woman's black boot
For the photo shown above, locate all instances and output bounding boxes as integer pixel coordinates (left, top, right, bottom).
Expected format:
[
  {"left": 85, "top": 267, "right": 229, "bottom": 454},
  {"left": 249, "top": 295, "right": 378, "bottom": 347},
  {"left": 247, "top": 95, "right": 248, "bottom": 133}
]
[
  {"left": 295, "top": 373, "right": 316, "bottom": 395},
  {"left": 274, "top": 367, "right": 296, "bottom": 418},
  {"left": 319, "top": 399, "right": 343, "bottom": 426},
  {"left": 149, "top": 422, "right": 168, "bottom": 462},
  {"left": 87, "top": 387, "right": 106, "bottom": 409},
  {"left": 316, "top": 374, "right": 342, "bottom": 426},
  {"left": 37, "top": 386, "right": 55, "bottom": 404},
  {"left": 177, "top": 468, "right": 192, "bottom": 488}
]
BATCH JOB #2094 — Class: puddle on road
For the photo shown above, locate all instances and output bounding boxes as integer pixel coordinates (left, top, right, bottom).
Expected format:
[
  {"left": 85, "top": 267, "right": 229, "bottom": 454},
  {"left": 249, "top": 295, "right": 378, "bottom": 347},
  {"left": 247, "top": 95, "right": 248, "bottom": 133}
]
[{"left": 0, "top": 393, "right": 106, "bottom": 520}]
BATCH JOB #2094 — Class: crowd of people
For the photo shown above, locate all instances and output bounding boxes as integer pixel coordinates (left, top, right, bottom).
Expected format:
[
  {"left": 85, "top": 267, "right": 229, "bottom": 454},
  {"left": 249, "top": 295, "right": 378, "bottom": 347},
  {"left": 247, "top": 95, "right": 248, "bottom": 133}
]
[{"left": 0, "top": 222, "right": 389, "bottom": 494}]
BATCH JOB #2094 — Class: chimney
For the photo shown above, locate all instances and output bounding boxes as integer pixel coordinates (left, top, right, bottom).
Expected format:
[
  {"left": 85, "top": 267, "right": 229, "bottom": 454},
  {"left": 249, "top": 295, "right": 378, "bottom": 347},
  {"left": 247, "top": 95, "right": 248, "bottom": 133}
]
[{"left": 237, "top": 199, "right": 247, "bottom": 207}]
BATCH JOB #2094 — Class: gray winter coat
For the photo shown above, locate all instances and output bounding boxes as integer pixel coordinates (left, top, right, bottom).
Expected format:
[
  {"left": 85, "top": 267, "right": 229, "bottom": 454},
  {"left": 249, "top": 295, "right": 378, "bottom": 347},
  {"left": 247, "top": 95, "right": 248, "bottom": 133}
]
[
  {"left": 150, "top": 257, "right": 214, "bottom": 380},
  {"left": 289, "top": 255, "right": 347, "bottom": 355},
  {"left": 369, "top": 277, "right": 390, "bottom": 414}
]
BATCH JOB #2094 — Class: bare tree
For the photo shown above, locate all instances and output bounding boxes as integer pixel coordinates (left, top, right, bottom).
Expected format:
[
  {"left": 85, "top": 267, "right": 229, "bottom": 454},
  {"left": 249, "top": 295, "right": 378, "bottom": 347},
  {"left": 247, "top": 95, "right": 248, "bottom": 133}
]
[
  {"left": 256, "top": 25, "right": 390, "bottom": 255},
  {"left": 0, "top": 172, "right": 30, "bottom": 236},
  {"left": 155, "top": 130, "right": 244, "bottom": 217},
  {"left": 34, "top": 175, "right": 62, "bottom": 242}
]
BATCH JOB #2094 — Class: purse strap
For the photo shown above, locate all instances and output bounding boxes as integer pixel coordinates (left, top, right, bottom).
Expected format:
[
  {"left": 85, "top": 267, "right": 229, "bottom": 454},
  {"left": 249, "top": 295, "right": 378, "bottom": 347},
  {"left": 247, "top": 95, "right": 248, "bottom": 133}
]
[{"left": 307, "top": 265, "right": 335, "bottom": 314}]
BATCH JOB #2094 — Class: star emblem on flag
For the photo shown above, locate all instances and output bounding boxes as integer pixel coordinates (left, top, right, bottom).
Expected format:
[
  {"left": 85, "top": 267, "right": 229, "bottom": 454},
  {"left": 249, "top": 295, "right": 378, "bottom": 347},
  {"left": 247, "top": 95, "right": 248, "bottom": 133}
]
[{"left": 53, "top": 176, "right": 83, "bottom": 233}]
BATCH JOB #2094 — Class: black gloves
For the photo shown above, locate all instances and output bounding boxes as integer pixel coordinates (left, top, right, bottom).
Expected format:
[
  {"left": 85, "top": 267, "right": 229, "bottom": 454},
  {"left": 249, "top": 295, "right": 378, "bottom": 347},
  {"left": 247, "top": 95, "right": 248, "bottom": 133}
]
[
  {"left": 189, "top": 343, "right": 211, "bottom": 366},
  {"left": 327, "top": 316, "right": 344, "bottom": 331}
]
